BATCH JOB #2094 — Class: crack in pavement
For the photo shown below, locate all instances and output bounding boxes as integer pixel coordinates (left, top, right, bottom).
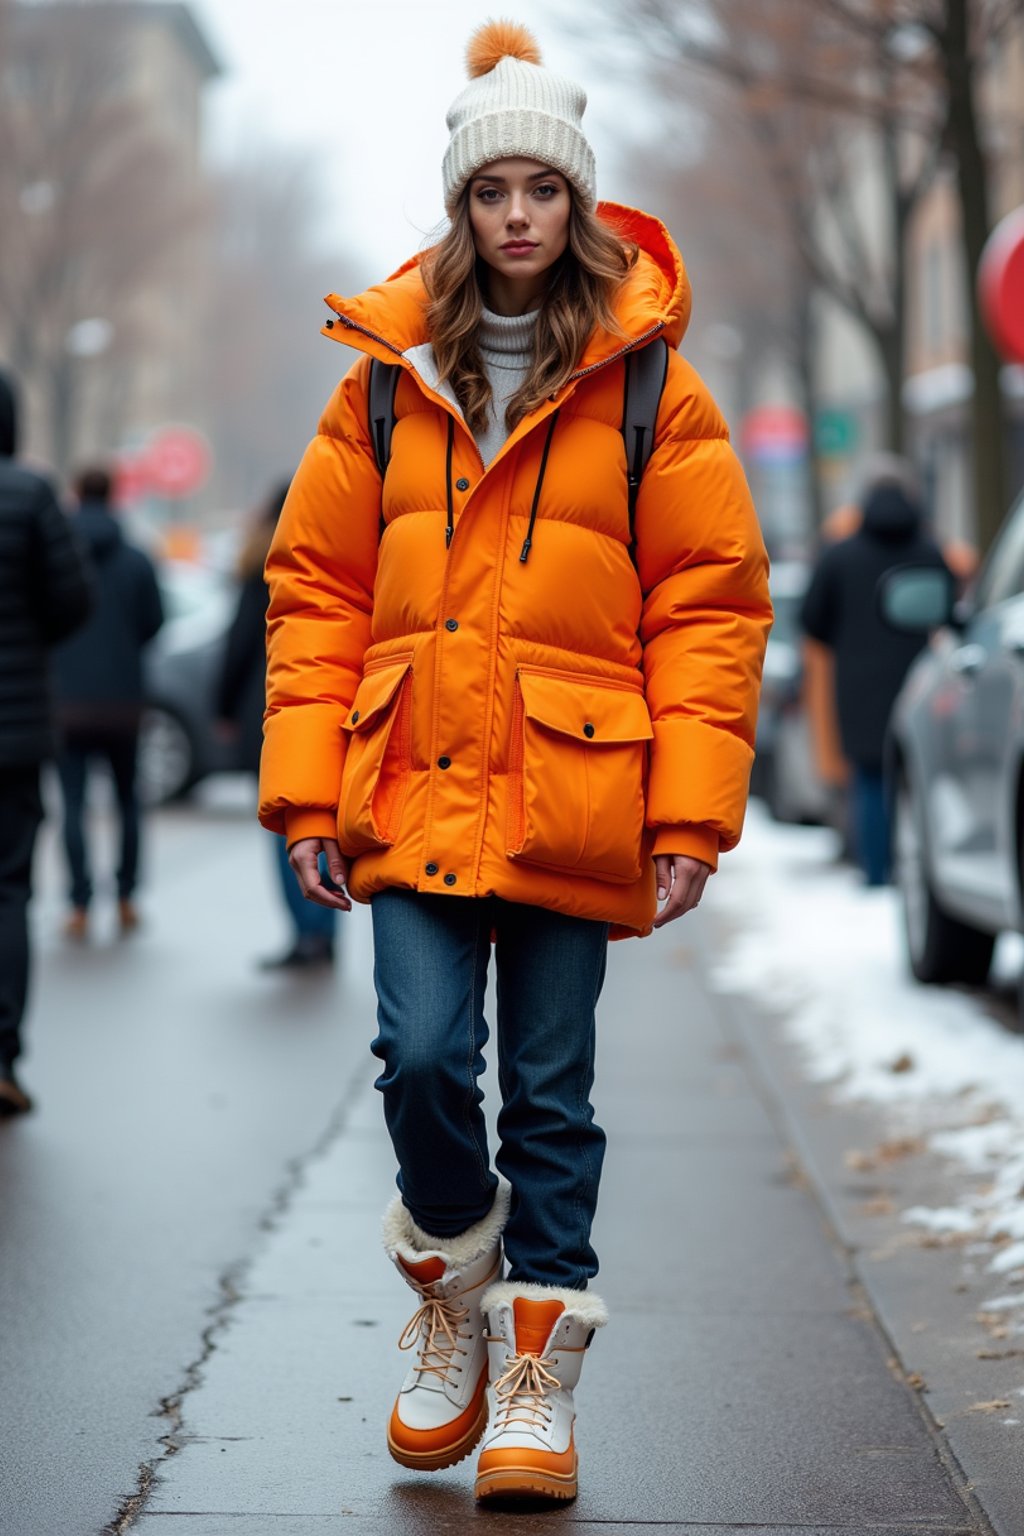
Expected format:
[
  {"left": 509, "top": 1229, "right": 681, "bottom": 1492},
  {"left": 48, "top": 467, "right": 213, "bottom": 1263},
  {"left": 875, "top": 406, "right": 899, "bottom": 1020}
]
[{"left": 101, "top": 1054, "right": 371, "bottom": 1536}]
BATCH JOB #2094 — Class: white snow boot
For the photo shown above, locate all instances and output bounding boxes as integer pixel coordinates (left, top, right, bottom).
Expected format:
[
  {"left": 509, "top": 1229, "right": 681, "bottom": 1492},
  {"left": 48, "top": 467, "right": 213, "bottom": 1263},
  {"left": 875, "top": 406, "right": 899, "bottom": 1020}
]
[
  {"left": 474, "top": 1282, "right": 608, "bottom": 1503},
  {"left": 382, "top": 1184, "right": 509, "bottom": 1471}
]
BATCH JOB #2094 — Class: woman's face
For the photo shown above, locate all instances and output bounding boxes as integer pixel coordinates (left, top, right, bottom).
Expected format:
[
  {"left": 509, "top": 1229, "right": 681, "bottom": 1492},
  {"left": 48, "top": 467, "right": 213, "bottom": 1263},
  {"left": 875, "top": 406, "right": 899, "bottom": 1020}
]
[{"left": 467, "top": 158, "right": 571, "bottom": 300}]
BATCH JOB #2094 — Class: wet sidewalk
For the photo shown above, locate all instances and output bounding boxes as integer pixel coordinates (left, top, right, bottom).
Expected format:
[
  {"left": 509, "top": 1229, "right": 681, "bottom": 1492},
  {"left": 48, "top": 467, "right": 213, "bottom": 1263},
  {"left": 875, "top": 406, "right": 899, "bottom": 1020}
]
[{"left": 127, "top": 916, "right": 983, "bottom": 1536}]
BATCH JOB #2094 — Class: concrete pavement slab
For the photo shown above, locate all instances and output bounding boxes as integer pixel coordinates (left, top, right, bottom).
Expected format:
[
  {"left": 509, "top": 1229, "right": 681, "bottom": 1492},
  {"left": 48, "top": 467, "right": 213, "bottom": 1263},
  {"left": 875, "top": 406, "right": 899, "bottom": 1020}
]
[
  {"left": 0, "top": 792, "right": 379, "bottom": 1536},
  {"left": 717, "top": 960, "right": 1024, "bottom": 1536},
  {"left": 131, "top": 916, "right": 977, "bottom": 1533},
  {"left": 130, "top": 1517, "right": 976, "bottom": 1529},
  {"left": 133, "top": 1523, "right": 977, "bottom": 1535}
]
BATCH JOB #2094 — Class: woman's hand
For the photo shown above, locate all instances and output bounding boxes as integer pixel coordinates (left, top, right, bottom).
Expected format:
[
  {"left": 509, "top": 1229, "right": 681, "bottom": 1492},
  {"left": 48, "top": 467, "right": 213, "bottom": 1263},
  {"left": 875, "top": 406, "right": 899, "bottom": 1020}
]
[
  {"left": 288, "top": 837, "right": 353, "bottom": 911},
  {"left": 652, "top": 854, "right": 712, "bottom": 928}
]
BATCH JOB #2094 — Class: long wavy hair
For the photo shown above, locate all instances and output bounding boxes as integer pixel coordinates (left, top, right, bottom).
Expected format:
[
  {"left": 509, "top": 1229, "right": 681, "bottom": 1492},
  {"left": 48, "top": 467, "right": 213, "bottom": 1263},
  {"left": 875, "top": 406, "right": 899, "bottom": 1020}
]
[{"left": 422, "top": 194, "right": 637, "bottom": 436}]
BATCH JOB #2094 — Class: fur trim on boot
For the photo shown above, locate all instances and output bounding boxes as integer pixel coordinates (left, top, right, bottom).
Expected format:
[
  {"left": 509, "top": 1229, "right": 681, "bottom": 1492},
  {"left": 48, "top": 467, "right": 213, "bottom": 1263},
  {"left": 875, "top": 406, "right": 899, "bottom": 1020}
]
[
  {"left": 382, "top": 1179, "right": 511, "bottom": 1268},
  {"left": 480, "top": 1279, "right": 608, "bottom": 1330}
]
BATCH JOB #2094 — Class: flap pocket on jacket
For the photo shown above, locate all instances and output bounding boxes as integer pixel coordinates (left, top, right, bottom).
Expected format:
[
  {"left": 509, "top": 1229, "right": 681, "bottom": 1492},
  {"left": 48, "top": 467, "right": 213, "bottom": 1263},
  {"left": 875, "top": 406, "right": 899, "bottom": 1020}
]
[
  {"left": 517, "top": 669, "right": 654, "bottom": 745},
  {"left": 342, "top": 659, "right": 412, "bottom": 734},
  {"left": 508, "top": 669, "right": 651, "bottom": 883},
  {"left": 337, "top": 658, "right": 413, "bottom": 858}
]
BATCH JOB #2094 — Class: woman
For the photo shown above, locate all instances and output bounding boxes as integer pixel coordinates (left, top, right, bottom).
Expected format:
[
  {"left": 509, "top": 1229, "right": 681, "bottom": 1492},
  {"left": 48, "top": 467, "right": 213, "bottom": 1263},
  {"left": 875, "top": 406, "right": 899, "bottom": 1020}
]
[
  {"left": 259, "top": 22, "right": 770, "bottom": 1505},
  {"left": 217, "top": 483, "right": 337, "bottom": 969}
]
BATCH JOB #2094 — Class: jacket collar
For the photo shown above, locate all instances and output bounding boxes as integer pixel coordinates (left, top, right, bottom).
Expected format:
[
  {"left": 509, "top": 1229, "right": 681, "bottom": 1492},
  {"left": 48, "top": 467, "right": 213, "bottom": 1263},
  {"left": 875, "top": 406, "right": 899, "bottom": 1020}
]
[{"left": 321, "top": 202, "right": 691, "bottom": 373}]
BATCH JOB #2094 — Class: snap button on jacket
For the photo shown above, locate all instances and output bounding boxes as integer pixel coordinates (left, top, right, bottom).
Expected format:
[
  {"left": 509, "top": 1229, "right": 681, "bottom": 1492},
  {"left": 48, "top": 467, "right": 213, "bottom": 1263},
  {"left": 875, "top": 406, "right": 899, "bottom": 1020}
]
[{"left": 258, "top": 204, "right": 772, "bottom": 937}]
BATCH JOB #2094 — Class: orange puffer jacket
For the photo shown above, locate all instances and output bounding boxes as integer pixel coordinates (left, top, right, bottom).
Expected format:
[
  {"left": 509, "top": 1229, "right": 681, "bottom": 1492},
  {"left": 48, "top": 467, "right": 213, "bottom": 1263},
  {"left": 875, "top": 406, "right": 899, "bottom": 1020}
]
[{"left": 258, "top": 204, "right": 771, "bottom": 937}]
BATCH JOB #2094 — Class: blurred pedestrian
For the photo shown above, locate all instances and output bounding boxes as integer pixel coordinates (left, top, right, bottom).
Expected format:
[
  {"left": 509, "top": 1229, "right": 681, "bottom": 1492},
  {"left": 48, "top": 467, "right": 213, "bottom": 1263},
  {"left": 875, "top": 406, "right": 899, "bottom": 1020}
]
[
  {"left": 801, "top": 464, "right": 950, "bottom": 886},
  {"left": 215, "top": 482, "right": 337, "bottom": 970},
  {"left": 53, "top": 466, "right": 163, "bottom": 939},
  {"left": 258, "top": 21, "right": 770, "bottom": 1504},
  {"left": 0, "top": 369, "right": 92, "bottom": 1116}
]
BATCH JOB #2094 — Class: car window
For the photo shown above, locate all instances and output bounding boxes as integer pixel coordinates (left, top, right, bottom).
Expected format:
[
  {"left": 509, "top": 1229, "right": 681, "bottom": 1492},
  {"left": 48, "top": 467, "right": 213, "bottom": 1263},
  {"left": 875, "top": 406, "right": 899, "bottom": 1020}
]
[
  {"left": 769, "top": 591, "right": 800, "bottom": 646},
  {"left": 972, "top": 494, "right": 1024, "bottom": 611},
  {"left": 158, "top": 565, "right": 226, "bottom": 622},
  {"left": 767, "top": 562, "right": 808, "bottom": 646}
]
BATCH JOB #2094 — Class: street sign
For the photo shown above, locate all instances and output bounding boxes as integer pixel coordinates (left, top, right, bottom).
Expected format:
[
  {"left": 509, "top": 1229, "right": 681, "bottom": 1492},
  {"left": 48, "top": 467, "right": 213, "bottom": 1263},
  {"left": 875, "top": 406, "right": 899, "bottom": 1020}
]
[
  {"left": 741, "top": 404, "right": 809, "bottom": 465},
  {"left": 113, "top": 454, "right": 150, "bottom": 505},
  {"left": 815, "top": 409, "right": 859, "bottom": 458},
  {"left": 979, "top": 204, "right": 1024, "bottom": 363},
  {"left": 142, "top": 426, "right": 211, "bottom": 499}
]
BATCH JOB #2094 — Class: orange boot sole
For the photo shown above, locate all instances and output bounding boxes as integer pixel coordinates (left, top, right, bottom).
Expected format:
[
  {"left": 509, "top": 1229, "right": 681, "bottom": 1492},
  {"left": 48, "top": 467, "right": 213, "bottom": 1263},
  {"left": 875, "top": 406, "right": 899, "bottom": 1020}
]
[
  {"left": 474, "top": 1452, "right": 578, "bottom": 1503},
  {"left": 387, "top": 1371, "right": 488, "bottom": 1472}
]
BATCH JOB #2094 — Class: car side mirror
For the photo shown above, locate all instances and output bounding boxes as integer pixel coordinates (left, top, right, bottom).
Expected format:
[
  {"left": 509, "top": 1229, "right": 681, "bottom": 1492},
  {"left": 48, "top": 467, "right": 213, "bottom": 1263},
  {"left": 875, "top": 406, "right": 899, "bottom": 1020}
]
[{"left": 877, "top": 566, "right": 957, "bottom": 634}]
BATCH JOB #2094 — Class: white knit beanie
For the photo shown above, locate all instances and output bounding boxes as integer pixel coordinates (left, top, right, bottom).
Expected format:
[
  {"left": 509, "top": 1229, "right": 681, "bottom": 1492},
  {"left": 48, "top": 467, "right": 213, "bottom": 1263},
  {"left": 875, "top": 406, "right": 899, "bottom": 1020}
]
[{"left": 443, "top": 20, "right": 596, "bottom": 215}]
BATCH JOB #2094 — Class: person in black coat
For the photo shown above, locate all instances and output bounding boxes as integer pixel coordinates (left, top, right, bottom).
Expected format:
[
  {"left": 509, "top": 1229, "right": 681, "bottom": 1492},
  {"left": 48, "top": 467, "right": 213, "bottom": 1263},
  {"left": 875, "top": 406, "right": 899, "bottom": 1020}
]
[
  {"left": 216, "top": 482, "right": 337, "bottom": 969},
  {"left": 801, "top": 467, "right": 950, "bottom": 885},
  {"left": 0, "top": 369, "right": 92, "bottom": 1114},
  {"left": 53, "top": 466, "right": 164, "bottom": 938}
]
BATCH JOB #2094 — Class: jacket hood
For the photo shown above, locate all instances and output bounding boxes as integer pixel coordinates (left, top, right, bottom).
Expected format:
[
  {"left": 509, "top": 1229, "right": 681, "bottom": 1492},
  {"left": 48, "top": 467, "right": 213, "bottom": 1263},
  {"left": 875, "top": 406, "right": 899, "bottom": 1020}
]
[
  {"left": 862, "top": 482, "right": 922, "bottom": 542},
  {"left": 322, "top": 202, "right": 692, "bottom": 369},
  {"left": 0, "top": 370, "right": 18, "bottom": 457},
  {"left": 75, "top": 504, "right": 123, "bottom": 558}
]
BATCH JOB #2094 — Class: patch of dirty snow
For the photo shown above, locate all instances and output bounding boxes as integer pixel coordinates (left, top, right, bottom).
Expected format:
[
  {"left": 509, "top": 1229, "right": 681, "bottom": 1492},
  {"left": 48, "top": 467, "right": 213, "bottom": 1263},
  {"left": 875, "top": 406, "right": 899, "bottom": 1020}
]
[{"left": 705, "top": 803, "right": 1024, "bottom": 1282}]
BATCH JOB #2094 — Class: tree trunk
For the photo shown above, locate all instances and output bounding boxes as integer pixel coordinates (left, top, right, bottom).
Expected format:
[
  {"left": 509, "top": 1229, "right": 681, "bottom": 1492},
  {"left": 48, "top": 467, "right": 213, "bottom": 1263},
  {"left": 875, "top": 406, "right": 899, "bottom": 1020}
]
[
  {"left": 943, "top": 0, "right": 1007, "bottom": 552},
  {"left": 49, "top": 353, "right": 75, "bottom": 482},
  {"left": 864, "top": 316, "right": 905, "bottom": 455},
  {"left": 792, "top": 285, "right": 828, "bottom": 529},
  {"left": 881, "top": 100, "right": 909, "bottom": 460}
]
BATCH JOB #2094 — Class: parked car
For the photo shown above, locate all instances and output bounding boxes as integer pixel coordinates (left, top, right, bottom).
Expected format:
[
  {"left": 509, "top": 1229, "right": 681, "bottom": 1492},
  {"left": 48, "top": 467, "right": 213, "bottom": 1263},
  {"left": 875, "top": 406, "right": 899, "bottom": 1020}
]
[
  {"left": 885, "top": 489, "right": 1024, "bottom": 1006},
  {"left": 139, "top": 561, "right": 244, "bottom": 803},
  {"left": 752, "top": 559, "right": 830, "bottom": 824}
]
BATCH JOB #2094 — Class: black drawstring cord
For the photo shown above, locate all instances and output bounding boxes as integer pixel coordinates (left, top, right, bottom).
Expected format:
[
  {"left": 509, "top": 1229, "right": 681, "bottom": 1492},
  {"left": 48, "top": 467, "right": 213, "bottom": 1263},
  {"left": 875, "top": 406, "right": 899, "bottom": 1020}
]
[
  {"left": 444, "top": 416, "right": 455, "bottom": 549},
  {"left": 519, "top": 410, "right": 560, "bottom": 564}
]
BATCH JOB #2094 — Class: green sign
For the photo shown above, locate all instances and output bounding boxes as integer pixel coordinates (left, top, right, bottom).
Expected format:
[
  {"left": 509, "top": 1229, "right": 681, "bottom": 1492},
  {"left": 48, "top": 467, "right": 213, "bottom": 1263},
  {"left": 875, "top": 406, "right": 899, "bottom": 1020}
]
[{"left": 815, "top": 410, "right": 859, "bottom": 458}]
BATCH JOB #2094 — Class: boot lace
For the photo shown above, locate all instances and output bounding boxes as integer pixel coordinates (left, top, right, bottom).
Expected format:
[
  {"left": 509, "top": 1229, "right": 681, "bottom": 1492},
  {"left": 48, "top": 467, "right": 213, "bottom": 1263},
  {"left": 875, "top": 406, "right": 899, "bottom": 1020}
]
[
  {"left": 490, "top": 1351, "right": 562, "bottom": 1431},
  {"left": 398, "top": 1288, "right": 470, "bottom": 1381}
]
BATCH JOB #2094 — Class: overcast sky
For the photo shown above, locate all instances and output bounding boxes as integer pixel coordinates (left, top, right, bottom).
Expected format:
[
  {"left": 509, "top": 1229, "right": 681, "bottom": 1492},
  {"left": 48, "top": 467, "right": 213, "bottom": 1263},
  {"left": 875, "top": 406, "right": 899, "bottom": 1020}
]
[{"left": 193, "top": 0, "right": 647, "bottom": 283}]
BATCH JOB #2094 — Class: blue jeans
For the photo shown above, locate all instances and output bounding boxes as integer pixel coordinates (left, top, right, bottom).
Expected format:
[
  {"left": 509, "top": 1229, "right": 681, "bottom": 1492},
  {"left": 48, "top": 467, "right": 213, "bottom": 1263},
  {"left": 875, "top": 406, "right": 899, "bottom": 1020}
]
[
  {"left": 370, "top": 889, "right": 609, "bottom": 1290},
  {"left": 274, "top": 834, "right": 337, "bottom": 943},
  {"left": 852, "top": 766, "right": 891, "bottom": 886}
]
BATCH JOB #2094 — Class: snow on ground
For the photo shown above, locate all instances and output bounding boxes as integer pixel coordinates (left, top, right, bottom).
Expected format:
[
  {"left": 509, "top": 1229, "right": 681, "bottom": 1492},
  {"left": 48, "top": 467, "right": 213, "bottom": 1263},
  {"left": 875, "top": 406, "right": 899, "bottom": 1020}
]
[{"left": 704, "top": 802, "right": 1024, "bottom": 1329}]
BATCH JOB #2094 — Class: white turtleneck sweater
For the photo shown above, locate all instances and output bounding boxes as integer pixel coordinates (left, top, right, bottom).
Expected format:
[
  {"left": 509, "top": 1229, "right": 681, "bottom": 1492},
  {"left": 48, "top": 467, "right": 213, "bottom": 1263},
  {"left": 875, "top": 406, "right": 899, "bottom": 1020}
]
[{"left": 474, "top": 305, "right": 538, "bottom": 468}]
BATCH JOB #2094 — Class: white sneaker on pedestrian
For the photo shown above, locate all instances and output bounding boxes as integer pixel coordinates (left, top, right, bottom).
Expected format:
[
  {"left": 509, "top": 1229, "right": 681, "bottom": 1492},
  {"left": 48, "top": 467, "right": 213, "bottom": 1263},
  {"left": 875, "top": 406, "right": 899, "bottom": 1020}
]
[{"left": 382, "top": 1183, "right": 509, "bottom": 1471}]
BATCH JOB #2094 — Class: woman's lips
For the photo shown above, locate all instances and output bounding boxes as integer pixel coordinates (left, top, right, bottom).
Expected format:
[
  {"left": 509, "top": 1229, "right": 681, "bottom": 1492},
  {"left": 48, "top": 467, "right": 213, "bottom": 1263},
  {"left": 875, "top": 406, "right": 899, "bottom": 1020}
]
[{"left": 500, "top": 242, "right": 538, "bottom": 255}]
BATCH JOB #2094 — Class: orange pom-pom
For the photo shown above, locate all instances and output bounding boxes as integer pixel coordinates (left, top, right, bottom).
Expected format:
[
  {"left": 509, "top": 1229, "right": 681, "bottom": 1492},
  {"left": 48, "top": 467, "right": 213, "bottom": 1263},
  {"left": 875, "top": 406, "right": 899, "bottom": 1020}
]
[{"left": 466, "top": 19, "right": 542, "bottom": 78}]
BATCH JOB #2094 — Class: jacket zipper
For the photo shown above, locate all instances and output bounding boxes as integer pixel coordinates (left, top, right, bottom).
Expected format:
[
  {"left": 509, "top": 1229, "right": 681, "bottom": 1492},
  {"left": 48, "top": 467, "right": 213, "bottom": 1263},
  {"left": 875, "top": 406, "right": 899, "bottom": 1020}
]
[
  {"left": 332, "top": 310, "right": 666, "bottom": 417},
  {"left": 332, "top": 313, "right": 486, "bottom": 471},
  {"left": 566, "top": 321, "right": 665, "bottom": 385}
]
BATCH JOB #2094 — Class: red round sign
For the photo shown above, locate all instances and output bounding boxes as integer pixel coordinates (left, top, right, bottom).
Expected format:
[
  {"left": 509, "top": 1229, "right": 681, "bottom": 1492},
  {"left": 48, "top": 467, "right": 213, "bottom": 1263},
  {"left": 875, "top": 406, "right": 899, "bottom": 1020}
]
[
  {"left": 979, "top": 204, "right": 1024, "bottom": 364},
  {"left": 113, "top": 453, "right": 150, "bottom": 505},
  {"left": 741, "top": 404, "right": 809, "bottom": 464},
  {"left": 142, "top": 426, "right": 211, "bottom": 499}
]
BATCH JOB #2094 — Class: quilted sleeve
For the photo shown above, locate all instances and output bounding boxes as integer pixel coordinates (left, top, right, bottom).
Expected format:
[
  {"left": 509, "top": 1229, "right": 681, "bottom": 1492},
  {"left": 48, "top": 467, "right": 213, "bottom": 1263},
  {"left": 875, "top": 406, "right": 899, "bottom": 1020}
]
[
  {"left": 258, "top": 354, "right": 382, "bottom": 842},
  {"left": 635, "top": 352, "right": 772, "bottom": 869}
]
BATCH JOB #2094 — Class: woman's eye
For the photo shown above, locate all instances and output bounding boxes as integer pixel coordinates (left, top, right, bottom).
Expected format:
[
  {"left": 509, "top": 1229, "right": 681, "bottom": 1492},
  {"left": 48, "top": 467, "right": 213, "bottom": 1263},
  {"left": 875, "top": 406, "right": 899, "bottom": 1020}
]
[
  {"left": 476, "top": 188, "right": 501, "bottom": 203},
  {"left": 534, "top": 183, "right": 560, "bottom": 199}
]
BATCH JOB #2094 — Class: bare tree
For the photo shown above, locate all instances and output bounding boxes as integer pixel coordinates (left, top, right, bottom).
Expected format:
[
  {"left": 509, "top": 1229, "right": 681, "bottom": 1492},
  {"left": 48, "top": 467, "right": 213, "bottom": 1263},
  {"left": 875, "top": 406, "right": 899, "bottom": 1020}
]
[
  {"left": 817, "top": 0, "right": 1017, "bottom": 549},
  {"left": 0, "top": 0, "right": 203, "bottom": 475},
  {"left": 196, "top": 149, "right": 360, "bottom": 514},
  {"left": 579, "top": 0, "right": 1020, "bottom": 545}
]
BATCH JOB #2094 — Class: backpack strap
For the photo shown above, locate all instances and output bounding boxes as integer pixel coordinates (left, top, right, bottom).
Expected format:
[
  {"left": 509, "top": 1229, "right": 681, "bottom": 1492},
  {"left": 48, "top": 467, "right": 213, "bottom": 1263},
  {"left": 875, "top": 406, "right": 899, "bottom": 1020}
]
[
  {"left": 368, "top": 357, "right": 400, "bottom": 478},
  {"left": 621, "top": 338, "right": 669, "bottom": 545},
  {"left": 369, "top": 344, "right": 668, "bottom": 549}
]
